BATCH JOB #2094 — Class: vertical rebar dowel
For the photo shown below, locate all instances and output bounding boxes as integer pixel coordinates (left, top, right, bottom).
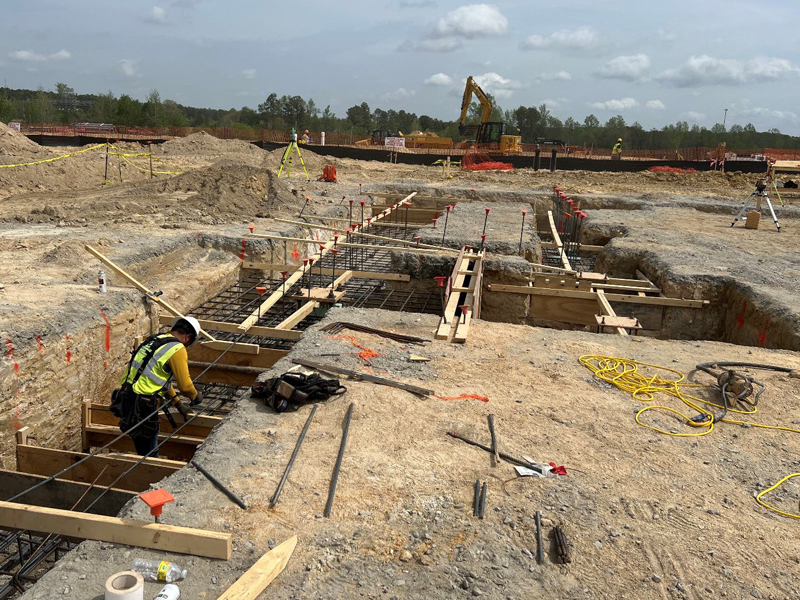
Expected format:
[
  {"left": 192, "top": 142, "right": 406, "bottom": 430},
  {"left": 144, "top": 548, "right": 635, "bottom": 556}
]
[
  {"left": 270, "top": 405, "right": 318, "bottom": 507},
  {"left": 441, "top": 208, "right": 450, "bottom": 245},
  {"left": 535, "top": 510, "right": 544, "bottom": 564},
  {"left": 473, "top": 480, "right": 481, "bottom": 517},
  {"left": 518, "top": 211, "right": 527, "bottom": 255},
  {"left": 478, "top": 482, "right": 487, "bottom": 519},
  {"left": 488, "top": 414, "right": 499, "bottom": 467},
  {"left": 103, "top": 143, "right": 109, "bottom": 185},
  {"left": 328, "top": 249, "right": 337, "bottom": 298},
  {"left": 116, "top": 141, "right": 122, "bottom": 182},
  {"left": 324, "top": 402, "right": 355, "bottom": 518}
]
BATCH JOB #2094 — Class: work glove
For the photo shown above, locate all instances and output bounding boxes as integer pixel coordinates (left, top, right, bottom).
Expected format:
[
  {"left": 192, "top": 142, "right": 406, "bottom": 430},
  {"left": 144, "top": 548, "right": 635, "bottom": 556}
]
[
  {"left": 189, "top": 390, "right": 203, "bottom": 407},
  {"left": 174, "top": 401, "right": 191, "bottom": 422}
]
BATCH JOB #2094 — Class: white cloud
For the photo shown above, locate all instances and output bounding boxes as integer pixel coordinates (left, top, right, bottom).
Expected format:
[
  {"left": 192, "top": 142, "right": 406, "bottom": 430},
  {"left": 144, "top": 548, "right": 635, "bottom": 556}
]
[
  {"left": 646, "top": 100, "right": 666, "bottom": 110},
  {"left": 657, "top": 29, "right": 677, "bottom": 42},
  {"left": 431, "top": 4, "right": 508, "bottom": 39},
  {"left": 658, "top": 55, "right": 800, "bottom": 87},
  {"left": 400, "top": 38, "right": 463, "bottom": 53},
  {"left": 241, "top": 69, "right": 256, "bottom": 80},
  {"left": 381, "top": 87, "right": 416, "bottom": 102},
  {"left": 403, "top": 4, "right": 507, "bottom": 53},
  {"left": 117, "top": 59, "right": 140, "bottom": 78},
  {"left": 11, "top": 49, "right": 71, "bottom": 62},
  {"left": 597, "top": 54, "right": 651, "bottom": 81},
  {"left": 521, "top": 26, "right": 599, "bottom": 51},
  {"left": 589, "top": 97, "right": 639, "bottom": 111},
  {"left": 144, "top": 6, "right": 168, "bottom": 24},
  {"left": 738, "top": 107, "right": 799, "bottom": 123},
  {"left": 541, "top": 71, "right": 572, "bottom": 81},
  {"left": 472, "top": 72, "right": 521, "bottom": 99},
  {"left": 424, "top": 72, "right": 453, "bottom": 86},
  {"left": 684, "top": 111, "right": 706, "bottom": 122}
]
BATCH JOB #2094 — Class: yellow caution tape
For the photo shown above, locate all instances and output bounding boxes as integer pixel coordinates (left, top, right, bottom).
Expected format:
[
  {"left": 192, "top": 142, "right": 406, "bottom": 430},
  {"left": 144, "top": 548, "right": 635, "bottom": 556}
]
[
  {"left": 0, "top": 143, "right": 107, "bottom": 168},
  {"left": 119, "top": 153, "right": 182, "bottom": 176}
]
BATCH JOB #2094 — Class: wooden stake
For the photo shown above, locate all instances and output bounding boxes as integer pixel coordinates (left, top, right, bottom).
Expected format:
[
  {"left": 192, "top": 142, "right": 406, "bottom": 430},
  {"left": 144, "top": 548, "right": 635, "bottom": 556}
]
[{"left": 216, "top": 536, "right": 297, "bottom": 600}]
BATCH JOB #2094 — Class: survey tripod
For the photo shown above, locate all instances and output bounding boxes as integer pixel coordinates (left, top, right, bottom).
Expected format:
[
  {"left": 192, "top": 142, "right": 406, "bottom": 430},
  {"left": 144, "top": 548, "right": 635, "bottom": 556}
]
[
  {"left": 277, "top": 139, "right": 310, "bottom": 181},
  {"left": 731, "top": 170, "right": 781, "bottom": 232}
]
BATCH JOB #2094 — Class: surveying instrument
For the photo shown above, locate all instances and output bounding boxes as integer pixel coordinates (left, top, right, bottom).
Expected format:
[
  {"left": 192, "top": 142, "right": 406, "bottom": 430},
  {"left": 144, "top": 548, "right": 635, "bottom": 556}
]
[
  {"left": 731, "top": 163, "right": 782, "bottom": 232},
  {"left": 277, "top": 129, "right": 310, "bottom": 181}
]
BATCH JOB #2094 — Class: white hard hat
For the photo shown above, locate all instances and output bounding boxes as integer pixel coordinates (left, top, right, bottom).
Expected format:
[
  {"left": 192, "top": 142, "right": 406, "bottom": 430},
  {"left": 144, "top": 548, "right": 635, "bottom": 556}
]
[{"left": 171, "top": 316, "right": 201, "bottom": 345}]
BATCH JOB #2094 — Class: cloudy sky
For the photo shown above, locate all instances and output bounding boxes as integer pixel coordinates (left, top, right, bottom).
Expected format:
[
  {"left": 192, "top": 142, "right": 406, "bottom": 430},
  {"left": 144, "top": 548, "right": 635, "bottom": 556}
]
[{"left": 2, "top": 0, "right": 799, "bottom": 133}]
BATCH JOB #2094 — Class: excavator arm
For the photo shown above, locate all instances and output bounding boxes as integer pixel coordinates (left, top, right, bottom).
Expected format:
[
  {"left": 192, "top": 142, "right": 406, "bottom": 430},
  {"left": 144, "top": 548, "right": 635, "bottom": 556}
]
[{"left": 459, "top": 76, "right": 493, "bottom": 129}]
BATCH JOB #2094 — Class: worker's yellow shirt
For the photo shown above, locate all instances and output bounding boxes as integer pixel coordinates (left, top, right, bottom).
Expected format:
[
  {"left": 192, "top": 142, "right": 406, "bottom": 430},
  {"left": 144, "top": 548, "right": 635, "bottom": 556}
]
[{"left": 165, "top": 346, "right": 198, "bottom": 401}]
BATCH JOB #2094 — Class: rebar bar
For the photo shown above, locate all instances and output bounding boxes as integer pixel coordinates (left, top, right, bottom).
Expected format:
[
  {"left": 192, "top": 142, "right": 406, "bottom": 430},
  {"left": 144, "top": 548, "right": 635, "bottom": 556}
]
[
  {"left": 192, "top": 460, "right": 248, "bottom": 510},
  {"left": 270, "top": 405, "right": 318, "bottom": 508},
  {"left": 324, "top": 402, "right": 354, "bottom": 518}
]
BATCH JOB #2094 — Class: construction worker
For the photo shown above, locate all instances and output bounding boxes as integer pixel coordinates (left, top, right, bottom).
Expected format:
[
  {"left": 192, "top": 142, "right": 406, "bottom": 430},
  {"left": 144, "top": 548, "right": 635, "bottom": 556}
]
[
  {"left": 112, "top": 317, "right": 202, "bottom": 457},
  {"left": 301, "top": 129, "right": 311, "bottom": 144},
  {"left": 612, "top": 138, "right": 623, "bottom": 160}
]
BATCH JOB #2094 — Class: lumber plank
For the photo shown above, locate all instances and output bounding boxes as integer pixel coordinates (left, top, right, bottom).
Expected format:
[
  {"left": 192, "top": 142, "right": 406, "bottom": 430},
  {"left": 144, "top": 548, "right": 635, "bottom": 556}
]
[
  {"left": 199, "top": 340, "right": 261, "bottom": 355},
  {"left": 240, "top": 193, "right": 416, "bottom": 331},
  {"left": 489, "top": 284, "right": 708, "bottom": 308},
  {"left": 547, "top": 211, "right": 572, "bottom": 271},
  {"left": 596, "top": 290, "right": 628, "bottom": 336},
  {"left": 188, "top": 344, "right": 288, "bottom": 370},
  {"left": 529, "top": 295, "right": 599, "bottom": 326},
  {"left": 247, "top": 235, "right": 448, "bottom": 255},
  {"left": 84, "top": 245, "right": 216, "bottom": 342},
  {"left": 15, "top": 445, "right": 183, "bottom": 493},
  {"left": 89, "top": 403, "right": 221, "bottom": 437},
  {"left": 216, "top": 536, "right": 297, "bottom": 600},
  {"left": 189, "top": 365, "right": 258, "bottom": 387},
  {"left": 157, "top": 316, "right": 303, "bottom": 341},
  {"left": 541, "top": 241, "right": 605, "bottom": 253},
  {"left": 0, "top": 500, "right": 231, "bottom": 559},
  {"left": 278, "top": 270, "right": 353, "bottom": 330},
  {"left": 241, "top": 263, "right": 410, "bottom": 282}
]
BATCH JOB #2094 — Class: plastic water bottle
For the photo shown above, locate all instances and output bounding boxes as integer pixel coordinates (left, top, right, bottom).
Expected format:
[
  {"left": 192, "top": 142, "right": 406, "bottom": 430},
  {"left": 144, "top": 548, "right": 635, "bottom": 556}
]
[
  {"left": 132, "top": 559, "right": 187, "bottom": 583},
  {"left": 153, "top": 584, "right": 180, "bottom": 599}
]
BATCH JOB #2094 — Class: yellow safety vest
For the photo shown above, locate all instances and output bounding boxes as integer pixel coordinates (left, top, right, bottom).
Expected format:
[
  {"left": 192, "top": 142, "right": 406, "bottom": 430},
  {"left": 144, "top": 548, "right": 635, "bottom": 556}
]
[
  {"left": 120, "top": 334, "right": 184, "bottom": 397},
  {"left": 612, "top": 143, "right": 622, "bottom": 155}
]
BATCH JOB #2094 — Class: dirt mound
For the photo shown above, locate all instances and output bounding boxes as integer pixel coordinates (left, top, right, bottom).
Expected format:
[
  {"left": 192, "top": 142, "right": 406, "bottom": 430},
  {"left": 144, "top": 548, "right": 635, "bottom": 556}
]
[
  {"left": 156, "top": 131, "right": 264, "bottom": 156},
  {"left": 155, "top": 161, "right": 298, "bottom": 219},
  {"left": 262, "top": 146, "right": 340, "bottom": 176},
  {"left": 0, "top": 121, "right": 49, "bottom": 158}
]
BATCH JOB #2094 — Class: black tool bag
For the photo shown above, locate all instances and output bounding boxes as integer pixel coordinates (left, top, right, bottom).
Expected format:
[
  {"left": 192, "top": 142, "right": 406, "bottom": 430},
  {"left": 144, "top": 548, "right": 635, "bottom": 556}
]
[{"left": 251, "top": 372, "right": 347, "bottom": 412}]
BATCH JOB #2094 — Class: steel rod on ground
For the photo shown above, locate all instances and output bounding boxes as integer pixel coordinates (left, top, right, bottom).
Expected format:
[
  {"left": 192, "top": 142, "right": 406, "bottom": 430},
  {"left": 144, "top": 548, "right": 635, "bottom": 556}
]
[
  {"left": 270, "top": 405, "right": 318, "bottom": 508},
  {"left": 191, "top": 460, "right": 247, "bottom": 510},
  {"left": 324, "top": 403, "right": 355, "bottom": 518}
]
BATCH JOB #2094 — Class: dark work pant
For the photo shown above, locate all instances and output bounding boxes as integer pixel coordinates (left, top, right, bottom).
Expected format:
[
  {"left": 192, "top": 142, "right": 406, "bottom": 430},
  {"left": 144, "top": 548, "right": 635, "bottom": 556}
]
[{"left": 132, "top": 431, "right": 159, "bottom": 457}]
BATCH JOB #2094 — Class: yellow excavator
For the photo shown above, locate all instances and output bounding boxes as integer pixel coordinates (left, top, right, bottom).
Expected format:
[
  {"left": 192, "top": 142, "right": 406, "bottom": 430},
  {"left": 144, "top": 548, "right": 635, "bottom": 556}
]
[{"left": 458, "top": 76, "right": 522, "bottom": 153}]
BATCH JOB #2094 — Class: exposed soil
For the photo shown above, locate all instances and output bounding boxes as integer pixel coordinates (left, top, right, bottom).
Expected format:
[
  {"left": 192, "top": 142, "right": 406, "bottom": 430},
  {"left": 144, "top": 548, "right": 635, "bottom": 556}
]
[{"left": 1, "top": 130, "right": 798, "bottom": 600}]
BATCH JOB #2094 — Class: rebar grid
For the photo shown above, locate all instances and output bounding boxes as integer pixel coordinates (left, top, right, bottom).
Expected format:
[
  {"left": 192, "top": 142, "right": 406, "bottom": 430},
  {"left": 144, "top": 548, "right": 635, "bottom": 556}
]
[{"left": 0, "top": 530, "right": 75, "bottom": 599}]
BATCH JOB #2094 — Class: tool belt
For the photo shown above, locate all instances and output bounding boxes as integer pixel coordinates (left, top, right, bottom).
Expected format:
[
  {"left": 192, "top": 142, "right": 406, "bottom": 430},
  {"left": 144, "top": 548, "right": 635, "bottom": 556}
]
[
  {"left": 112, "top": 385, "right": 161, "bottom": 440},
  {"left": 251, "top": 372, "right": 346, "bottom": 413}
]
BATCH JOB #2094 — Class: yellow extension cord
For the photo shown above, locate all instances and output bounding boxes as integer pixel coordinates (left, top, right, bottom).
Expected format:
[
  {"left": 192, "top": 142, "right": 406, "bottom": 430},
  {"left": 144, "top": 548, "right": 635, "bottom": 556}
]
[{"left": 579, "top": 354, "right": 800, "bottom": 519}]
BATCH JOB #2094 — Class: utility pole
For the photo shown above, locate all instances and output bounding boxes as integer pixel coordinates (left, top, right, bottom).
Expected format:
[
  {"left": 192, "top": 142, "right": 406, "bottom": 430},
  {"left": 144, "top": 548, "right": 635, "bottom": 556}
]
[{"left": 723, "top": 108, "right": 728, "bottom": 130}]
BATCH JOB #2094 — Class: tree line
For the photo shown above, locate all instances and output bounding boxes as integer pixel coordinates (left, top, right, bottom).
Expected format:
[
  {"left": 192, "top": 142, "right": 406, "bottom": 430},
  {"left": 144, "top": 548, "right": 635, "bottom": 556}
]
[{"left": 1, "top": 83, "right": 798, "bottom": 151}]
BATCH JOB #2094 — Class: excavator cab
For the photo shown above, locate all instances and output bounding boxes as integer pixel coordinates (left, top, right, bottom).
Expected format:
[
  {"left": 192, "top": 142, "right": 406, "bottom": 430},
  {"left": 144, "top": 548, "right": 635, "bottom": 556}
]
[{"left": 458, "top": 76, "right": 522, "bottom": 153}]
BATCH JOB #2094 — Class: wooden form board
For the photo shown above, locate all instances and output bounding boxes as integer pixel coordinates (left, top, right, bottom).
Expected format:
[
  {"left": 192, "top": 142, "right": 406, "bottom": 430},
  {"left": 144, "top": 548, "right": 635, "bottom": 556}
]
[
  {"left": 16, "top": 444, "right": 183, "bottom": 493},
  {"left": 278, "top": 270, "right": 353, "bottom": 330},
  {"left": 241, "top": 262, "right": 411, "bottom": 282},
  {"left": 84, "top": 424, "right": 202, "bottom": 462},
  {"left": 188, "top": 344, "right": 288, "bottom": 370},
  {"left": 247, "top": 234, "right": 452, "bottom": 256},
  {"left": 217, "top": 536, "right": 297, "bottom": 600},
  {"left": 541, "top": 241, "right": 605, "bottom": 253},
  {"left": 158, "top": 315, "right": 302, "bottom": 341},
  {"left": 488, "top": 284, "right": 709, "bottom": 308},
  {"left": 85, "top": 401, "right": 221, "bottom": 439},
  {"left": 240, "top": 192, "right": 417, "bottom": 332},
  {"left": 436, "top": 248, "right": 484, "bottom": 343},
  {"left": 596, "top": 289, "right": 628, "bottom": 336},
  {"left": 547, "top": 211, "right": 572, "bottom": 271},
  {"left": 0, "top": 500, "right": 232, "bottom": 559},
  {"left": 292, "top": 215, "right": 424, "bottom": 229}
]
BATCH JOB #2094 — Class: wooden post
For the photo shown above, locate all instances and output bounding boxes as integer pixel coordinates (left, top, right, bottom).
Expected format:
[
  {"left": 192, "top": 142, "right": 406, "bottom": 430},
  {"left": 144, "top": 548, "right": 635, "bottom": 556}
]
[
  {"left": 15, "top": 426, "right": 32, "bottom": 447},
  {"left": 81, "top": 399, "right": 91, "bottom": 453}
]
